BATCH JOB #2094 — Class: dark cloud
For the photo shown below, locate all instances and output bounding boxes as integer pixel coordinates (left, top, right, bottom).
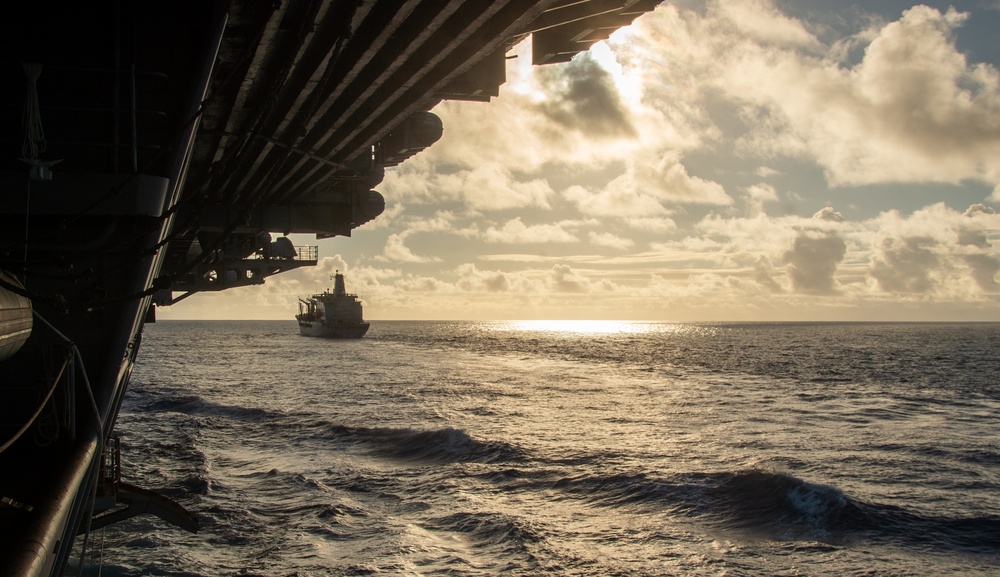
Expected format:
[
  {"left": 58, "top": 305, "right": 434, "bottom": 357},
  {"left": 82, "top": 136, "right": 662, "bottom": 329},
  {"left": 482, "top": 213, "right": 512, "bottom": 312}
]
[
  {"left": 958, "top": 204, "right": 999, "bottom": 290},
  {"left": 783, "top": 234, "right": 846, "bottom": 294},
  {"left": 536, "top": 53, "right": 637, "bottom": 138},
  {"left": 964, "top": 204, "right": 996, "bottom": 217},
  {"left": 483, "top": 271, "right": 510, "bottom": 292},
  {"left": 869, "top": 237, "right": 939, "bottom": 294},
  {"left": 754, "top": 256, "right": 783, "bottom": 293},
  {"left": 549, "top": 264, "right": 589, "bottom": 292},
  {"left": 964, "top": 254, "right": 1000, "bottom": 292},
  {"left": 960, "top": 204, "right": 996, "bottom": 248}
]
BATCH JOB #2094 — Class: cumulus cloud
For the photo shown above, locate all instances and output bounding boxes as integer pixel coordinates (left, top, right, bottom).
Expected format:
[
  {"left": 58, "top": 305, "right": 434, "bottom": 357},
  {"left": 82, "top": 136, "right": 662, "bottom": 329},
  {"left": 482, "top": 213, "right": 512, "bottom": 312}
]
[
  {"left": 717, "top": 0, "right": 823, "bottom": 49},
  {"left": 689, "top": 205, "right": 853, "bottom": 296},
  {"left": 311, "top": 255, "right": 349, "bottom": 278},
  {"left": 405, "top": 211, "right": 459, "bottom": 234},
  {"left": 589, "top": 231, "right": 635, "bottom": 249},
  {"left": 535, "top": 52, "right": 637, "bottom": 138},
  {"left": 958, "top": 204, "right": 994, "bottom": 247},
  {"left": 716, "top": 4, "right": 1000, "bottom": 189},
  {"left": 629, "top": 217, "right": 678, "bottom": 233},
  {"left": 696, "top": 212, "right": 797, "bottom": 255},
  {"left": 783, "top": 232, "right": 847, "bottom": 294},
  {"left": 407, "top": 39, "right": 657, "bottom": 175},
  {"left": 483, "top": 218, "right": 578, "bottom": 244},
  {"left": 863, "top": 203, "right": 1000, "bottom": 296},
  {"left": 813, "top": 207, "right": 845, "bottom": 223},
  {"left": 221, "top": 3, "right": 998, "bottom": 322},
  {"left": 455, "top": 263, "right": 512, "bottom": 292},
  {"left": 964, "top": 203, "right": 996, "bottom": 218},
  {"left": 753, "top": 255, "right": 783, "bottom": 292},
  {"left": 562, "top": 184, "right": 670, "bottom": 218},
  {"left": 660, "top": 197, "right": 1000, "bottom": 304},
  {"left": 379, "top": 233, "right": 442, "bottom": 263},
  {"left": 869, "top": 236, "right": 940, "bottom": 293},
  {"left": 548, "top": 264, "right": 595, "bottom": 293},
  {"left": 622, "top": 150, "right": 732, "bottom": 205},
  {"left": 381, "top": 159, "right": 554, "bottom": 211},
  {"left": 562, "top": 150, "right": 731, "bottom": 219},
  {"left": 745, "top": 183, "right": 778, "bottom": 216},
  {"left": 963, "top": 254, "right": 1000, "bottom": 292}
]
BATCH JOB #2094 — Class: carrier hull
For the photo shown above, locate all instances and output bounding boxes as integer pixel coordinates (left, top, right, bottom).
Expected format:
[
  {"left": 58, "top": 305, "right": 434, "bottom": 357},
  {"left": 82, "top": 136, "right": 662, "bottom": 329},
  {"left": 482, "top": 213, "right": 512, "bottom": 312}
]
[{"left": 0, "top": 2, "right": 659, "bottom": 575}]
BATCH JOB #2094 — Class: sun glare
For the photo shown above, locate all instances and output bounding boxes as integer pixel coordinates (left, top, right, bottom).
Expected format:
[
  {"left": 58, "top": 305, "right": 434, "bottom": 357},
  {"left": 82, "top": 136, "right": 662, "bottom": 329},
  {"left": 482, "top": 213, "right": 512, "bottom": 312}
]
[{"left": 589, "top": 41, "right": 643, "bottom": 106}]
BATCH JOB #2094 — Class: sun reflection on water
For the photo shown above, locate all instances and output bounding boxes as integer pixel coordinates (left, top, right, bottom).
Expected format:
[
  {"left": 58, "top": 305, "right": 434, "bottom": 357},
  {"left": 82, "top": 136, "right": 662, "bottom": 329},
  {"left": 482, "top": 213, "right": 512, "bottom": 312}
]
[{"left": 504, "top": 320, "right": 660, "bottom": 334}]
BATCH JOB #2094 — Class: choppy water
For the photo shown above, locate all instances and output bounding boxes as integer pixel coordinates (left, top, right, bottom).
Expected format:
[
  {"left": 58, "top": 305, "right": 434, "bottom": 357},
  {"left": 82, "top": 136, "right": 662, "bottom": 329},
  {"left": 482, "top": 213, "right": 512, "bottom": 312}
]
[{"left": 71, "top": 321, "right": 1000, "bottom": 576}]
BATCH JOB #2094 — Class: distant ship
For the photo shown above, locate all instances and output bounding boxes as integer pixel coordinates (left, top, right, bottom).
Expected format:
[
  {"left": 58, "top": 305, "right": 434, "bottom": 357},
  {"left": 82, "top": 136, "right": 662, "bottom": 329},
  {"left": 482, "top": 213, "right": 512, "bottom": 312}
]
[{"left": 297, "top": 272, "right": 369, "bottom": 338}]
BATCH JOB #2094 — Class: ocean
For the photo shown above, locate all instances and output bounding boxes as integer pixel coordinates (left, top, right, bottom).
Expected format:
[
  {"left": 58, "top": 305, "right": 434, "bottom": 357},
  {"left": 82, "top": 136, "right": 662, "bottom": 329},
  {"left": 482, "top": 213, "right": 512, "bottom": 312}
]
[{"left": 70, "top": 321, "right": 1000, "bottom": 576}]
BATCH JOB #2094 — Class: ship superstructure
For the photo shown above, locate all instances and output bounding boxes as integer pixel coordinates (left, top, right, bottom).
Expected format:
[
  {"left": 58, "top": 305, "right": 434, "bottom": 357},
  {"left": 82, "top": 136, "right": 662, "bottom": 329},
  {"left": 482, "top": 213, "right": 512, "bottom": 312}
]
[
  {"left": 0, "top": 1, "right": 661, "bottom": 575},
  {"left": 297, "top": 272, "right": 369, "bottom": 338}
]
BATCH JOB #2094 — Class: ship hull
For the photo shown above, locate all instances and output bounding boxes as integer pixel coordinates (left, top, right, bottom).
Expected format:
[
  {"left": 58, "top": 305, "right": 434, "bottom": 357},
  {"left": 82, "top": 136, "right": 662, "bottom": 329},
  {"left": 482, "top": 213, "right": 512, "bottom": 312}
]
[{"left": 298, "top": 320, "right": 370, "bottom": 339}]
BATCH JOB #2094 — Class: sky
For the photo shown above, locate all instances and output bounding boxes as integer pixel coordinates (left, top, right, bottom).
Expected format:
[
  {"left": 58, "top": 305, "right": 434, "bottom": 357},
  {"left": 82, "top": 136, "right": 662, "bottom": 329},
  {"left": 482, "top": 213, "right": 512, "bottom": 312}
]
[{"left": 161, "top": 0, "right": 1000, "bottom": 321}]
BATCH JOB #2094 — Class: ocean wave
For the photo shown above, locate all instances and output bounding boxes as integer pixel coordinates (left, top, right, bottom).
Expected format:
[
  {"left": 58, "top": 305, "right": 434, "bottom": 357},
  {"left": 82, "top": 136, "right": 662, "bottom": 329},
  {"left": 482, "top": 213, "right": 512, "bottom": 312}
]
[
  {"left": 703, "top": 469, "right": 849, "bottom": 541},
  {"left": 537, "top": 467, "right": 1000, "bottom": 552},
  {"left": 324, "top": 424, "right": 527, "bottom": 464},
  {"left": 551, "top": 472, "right": 683, "bottom": 510},
  {"left": 843, "top": 497, "right": 1000, "bottom": 553},
  {"left": 134, "top": 390, "right": 285, "bottom": 423},
  {"left": 425, "top": 511, "right": 543, "bottom": 549}
]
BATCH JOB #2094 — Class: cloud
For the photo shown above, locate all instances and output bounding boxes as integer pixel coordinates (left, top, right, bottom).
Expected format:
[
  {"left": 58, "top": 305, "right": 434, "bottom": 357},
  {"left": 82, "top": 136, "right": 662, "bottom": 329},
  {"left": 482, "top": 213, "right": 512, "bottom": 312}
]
[
  {"left": 408, "top": 39, "right": 654, "bottom": 175},
  {"left": 680, "top": 199, "right": 1000, "bottom": 302},
  {"left": 381, "top": 159, "right": 554, "bottom": 211},
  {"left": 311, "top": 255, "right": 349, "bottom": 277},
  {"left": 783, "top": 232, "right": 847, "bottom": 295},
  {"left": 716, "top": 0, "right": 823, "bottom": 49},
  {"left": 621, "top": 150, "right": 732, "bottom": 205},
  {"left": 535, "top": 52, "right": 637, "bottom": 138},
  {"left": 753, "top": 255, "right": 783, "bottom": 292},
  {"left": 864, "top": 203, "right": 1000, "bottom": 296},
  {"left": 696, "top": 212, "right": 797, "bottom": 256},
  {"left": 629, "top": 217, "right": 678, "bottom": 233},
  {"left": 744, "top": 182, "right": 778, "bottom": 216},
  {"left": 547, "top": 264, "right": 612, "bottom": 293},
  {"left": 964, "top": 254, "right": 1000, "bottom": 292},
  {"left": 715, "top": 4, "right": 1000, "bottom": 189},
  {"left": 562, "top": 184, "right": 670, "bottom": 218},
  {"left": 965, "top": 203, "right": 996, "bottom": 217},
  {"left": 563, "top": 151, "right": 731, "bottom": 219},
  {"left": 869, "top": 236, "right": 940, "bottom": 293},
  {"left": 589, "top": 231, "right": 635, "bottom": 250},
  {"left": 813, "top": 207, "right": 845, "bottom": 223},
  {"left": 179, "top": 3, "right": 1000, "bottom": 323},
  {"left": 395, "top": 274, "right": 449, "bottom": 293},
  {"left": 483, "top": 217, "right": 578, "bottom": 244},
  {"left": 405, "top": 211, "right": 460, "bottom": 234},
  {"left": 455, "top": 263, "right": 512, "bottom": 292},
  {"left": 378, "top": 233, "right": 442, "bottom": 263},
  {"left": 689, "top": 206, "right": 851, "bottom": 296}
]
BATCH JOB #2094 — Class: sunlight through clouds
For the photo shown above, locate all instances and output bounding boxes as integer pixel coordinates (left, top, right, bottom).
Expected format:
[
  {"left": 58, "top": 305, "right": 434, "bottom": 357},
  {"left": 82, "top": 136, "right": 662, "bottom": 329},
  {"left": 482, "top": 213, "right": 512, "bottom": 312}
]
[{"left": 162, "top": 0, "right": 1000, "bottom": 322}]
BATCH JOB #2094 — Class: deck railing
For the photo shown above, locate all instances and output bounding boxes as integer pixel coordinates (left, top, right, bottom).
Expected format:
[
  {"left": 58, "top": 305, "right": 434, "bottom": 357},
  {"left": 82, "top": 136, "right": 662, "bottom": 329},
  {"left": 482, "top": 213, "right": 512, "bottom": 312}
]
[
  {"left": 295, "top": 245, "right": 318, "bottom": 261},
  {"left": 247, "top": 244, "right": 318, "bottom": 261}
]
